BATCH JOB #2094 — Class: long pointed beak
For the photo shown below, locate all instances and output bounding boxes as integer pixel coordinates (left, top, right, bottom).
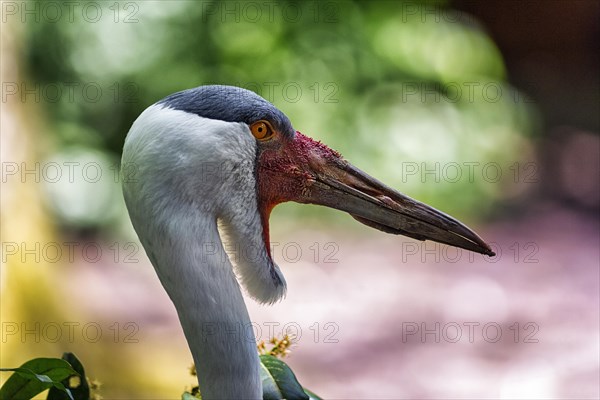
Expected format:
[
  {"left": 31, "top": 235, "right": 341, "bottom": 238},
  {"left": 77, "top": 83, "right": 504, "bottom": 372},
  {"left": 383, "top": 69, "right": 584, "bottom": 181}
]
[
  {"left": 303, "top": 158, "right": 495, "bottom": 256},
  {"left": 257, "top": 132, "right": 495, "bottom": 257}
]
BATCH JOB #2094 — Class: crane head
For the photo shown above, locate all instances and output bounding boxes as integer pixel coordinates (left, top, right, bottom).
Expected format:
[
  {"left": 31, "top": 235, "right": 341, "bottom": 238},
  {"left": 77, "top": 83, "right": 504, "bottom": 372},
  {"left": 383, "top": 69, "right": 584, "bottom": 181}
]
[{"left": 123, "top": 85, "right": 494, "bottom": 305}]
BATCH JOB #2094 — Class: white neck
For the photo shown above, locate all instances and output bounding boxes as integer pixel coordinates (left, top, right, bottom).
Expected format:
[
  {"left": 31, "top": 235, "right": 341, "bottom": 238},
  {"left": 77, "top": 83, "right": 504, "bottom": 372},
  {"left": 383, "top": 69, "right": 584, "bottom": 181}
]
[{"left": 151, "top": 211, "right": 261, "bottom": 399}]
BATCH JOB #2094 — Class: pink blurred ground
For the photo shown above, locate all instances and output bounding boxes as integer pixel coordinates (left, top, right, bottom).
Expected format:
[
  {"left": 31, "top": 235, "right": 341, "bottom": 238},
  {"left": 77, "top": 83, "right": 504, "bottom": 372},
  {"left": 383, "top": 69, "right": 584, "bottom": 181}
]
[
  {"left": 250, "top": 205, "right": 599, "bottom": 399},
  {"left": 67, "top": 204, "right": 599, "bottom": 399}
]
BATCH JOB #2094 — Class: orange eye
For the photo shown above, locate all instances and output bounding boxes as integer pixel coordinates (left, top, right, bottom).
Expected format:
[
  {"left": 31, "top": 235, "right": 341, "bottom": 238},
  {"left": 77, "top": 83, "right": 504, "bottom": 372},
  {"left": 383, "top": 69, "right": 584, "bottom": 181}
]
[{"left": 250, "top": 120, "right": 275, "bottom": 141}]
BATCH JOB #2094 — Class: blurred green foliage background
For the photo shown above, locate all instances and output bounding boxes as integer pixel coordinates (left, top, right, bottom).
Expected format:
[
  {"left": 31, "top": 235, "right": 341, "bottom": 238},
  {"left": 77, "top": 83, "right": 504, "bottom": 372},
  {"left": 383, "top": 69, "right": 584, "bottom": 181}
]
[{"left": 21, "top": 0, "right": 540, "bottom": 236}]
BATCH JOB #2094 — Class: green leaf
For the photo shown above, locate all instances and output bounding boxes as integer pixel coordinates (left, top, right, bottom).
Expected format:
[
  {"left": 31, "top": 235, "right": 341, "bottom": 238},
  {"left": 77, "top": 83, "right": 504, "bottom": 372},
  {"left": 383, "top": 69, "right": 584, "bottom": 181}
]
[
  {"left": 0, "top": 358, "right": 76, "bottom": 400},
  {"left": 47, "top": 353, "right": 90, "bottom": 400},
  {"left": 259, "top": 355, "right": 308, "bottom": 400},
  {"left": 303, "top": 387, "right": 323, "bottom": 400}
]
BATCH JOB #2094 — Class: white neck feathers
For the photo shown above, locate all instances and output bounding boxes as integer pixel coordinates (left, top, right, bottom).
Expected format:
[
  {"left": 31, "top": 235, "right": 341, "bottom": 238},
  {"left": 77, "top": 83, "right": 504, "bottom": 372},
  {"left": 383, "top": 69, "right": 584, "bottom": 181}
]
[{"left": 121, "top": 105, "right": 286, "bottom": 398}]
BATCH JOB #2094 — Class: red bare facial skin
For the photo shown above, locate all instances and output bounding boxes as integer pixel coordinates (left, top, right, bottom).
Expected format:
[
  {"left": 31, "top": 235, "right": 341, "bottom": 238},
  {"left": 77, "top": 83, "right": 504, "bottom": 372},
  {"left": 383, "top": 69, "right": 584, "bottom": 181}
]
[
  {"left": 256, "top": 131, "right": 341, "bottom": 254},
  {"left": 258, "top": 131, "right": 342, "bottom": 207}
]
